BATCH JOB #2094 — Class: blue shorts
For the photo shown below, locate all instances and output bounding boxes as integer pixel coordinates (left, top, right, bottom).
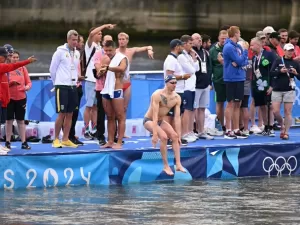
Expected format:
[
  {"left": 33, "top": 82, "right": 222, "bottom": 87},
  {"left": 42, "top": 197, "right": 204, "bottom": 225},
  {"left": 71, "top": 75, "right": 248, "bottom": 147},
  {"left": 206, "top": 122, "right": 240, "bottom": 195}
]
[
  {"left": 102, "top": 89, "right": 124, "bottom": 100},
  {"left": 183, "top": 91, "right": 195, "bottom": 111},
  {"left": 85, "top": 81, "right": 97, "bottom": 107}
]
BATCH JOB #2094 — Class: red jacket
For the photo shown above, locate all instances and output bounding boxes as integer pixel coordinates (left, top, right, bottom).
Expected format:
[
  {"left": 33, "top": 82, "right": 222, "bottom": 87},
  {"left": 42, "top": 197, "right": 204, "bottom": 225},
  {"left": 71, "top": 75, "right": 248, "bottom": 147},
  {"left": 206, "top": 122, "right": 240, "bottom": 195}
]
[{"left": 0, "top": 60, "right": 31, "bottom": 107}]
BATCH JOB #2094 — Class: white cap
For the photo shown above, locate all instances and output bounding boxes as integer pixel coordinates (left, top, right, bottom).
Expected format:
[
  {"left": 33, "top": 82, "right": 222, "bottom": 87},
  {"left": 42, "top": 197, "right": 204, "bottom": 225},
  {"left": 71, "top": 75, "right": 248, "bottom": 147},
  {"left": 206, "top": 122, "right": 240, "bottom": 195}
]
[
  {"left": 263, "top": 26, "right": 275, "bottom": 35},
  {"left": 284, "top": 43, "right": 295, "bottom": 51}
]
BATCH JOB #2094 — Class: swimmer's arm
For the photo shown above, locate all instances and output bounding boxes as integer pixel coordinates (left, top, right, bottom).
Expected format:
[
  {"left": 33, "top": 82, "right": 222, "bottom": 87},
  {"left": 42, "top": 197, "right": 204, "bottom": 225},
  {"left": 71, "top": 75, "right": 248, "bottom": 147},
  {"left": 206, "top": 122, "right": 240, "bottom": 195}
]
[
  {"left": 133, "top": 46, "right": 154, "bottom": 59},
  {"left": 151, "top": 93, "right": 160, "bottom": 137},
  {"left": 88, "top": 24, "right": 116, "bottom": 47},
  {"left": 166, "top": 70, "right": 190, "bottom": 80},
  {"left": 107, "top": 58, "right": 128, "bottom": 73},
  {"left": 133, "top": 46, "right": 153, "bottom": 53},
  {"left": 174, "top": 96, "right": 182, "bottom": 138}
]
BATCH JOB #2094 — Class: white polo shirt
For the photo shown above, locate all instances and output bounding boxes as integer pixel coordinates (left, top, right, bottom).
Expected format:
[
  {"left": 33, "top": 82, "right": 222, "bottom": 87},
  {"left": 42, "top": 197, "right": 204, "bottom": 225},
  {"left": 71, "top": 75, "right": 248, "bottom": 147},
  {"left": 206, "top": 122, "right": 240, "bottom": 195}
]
[
  {"left": 177, "top": 50, "right": 199, "bottom": 91},
  {"left": 163, "top": 53, "right": 184, "bottom": 93},
  {"left": 85, "top": 41, "right": 102, "bottom": 83}
]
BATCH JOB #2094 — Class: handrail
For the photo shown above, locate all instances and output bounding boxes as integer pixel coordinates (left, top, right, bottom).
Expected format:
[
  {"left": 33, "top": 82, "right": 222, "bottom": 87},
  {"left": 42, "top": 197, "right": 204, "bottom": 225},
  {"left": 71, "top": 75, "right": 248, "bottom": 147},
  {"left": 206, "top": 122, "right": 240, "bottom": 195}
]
[{"left": 29, "top": 71, "right": 164, "bottom": 77}]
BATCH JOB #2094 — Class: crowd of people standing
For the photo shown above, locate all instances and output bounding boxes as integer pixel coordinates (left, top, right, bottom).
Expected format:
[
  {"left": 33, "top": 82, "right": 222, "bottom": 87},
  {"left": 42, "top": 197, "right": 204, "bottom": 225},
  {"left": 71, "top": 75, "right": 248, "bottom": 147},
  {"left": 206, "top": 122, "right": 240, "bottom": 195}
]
[{"left": 0, "top": 23, "right": 300, "bottom": 155}]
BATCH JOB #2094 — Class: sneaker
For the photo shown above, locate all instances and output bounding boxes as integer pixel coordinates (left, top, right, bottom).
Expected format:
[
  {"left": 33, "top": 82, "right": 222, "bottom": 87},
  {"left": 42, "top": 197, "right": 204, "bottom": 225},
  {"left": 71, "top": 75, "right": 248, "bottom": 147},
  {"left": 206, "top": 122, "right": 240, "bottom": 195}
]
[
  {"left": 52, "top": 139, "right": 62, "bottom": 148},
  {"left": 0, "top": 145, "right": 10, "bottom": 152},
  {"left": 250, "top": 125, "right": 262, "bottom": 134},
  {"left": 182, "top": 133, "right": 197, "bottom": 143},
  {"left": 224, "top": 131, "right": 237, "bottom": 139},
  {"left": 61, "top": 140, "right": 78, "bottom": 148},
  {"left": 198, "top": 132, "right": 214, "bottom": 140},
  {"left": 70, "top": 137, "right": 84, "bottom": 146},
  {"left": 5, "top": 141, "right": 11, "bottom": 150},
  {"left": 0, "top": 149, "right": 7, "bottom": 155},
  {"left": 90, "top": 131, "right": 97, "bottom": 138},
  {"left": 84, "top": 132, "right": 94, "bottom": 140},
  {"left": 205, "top": 128, "right": 223, "bottom": 136},
  {"left": 234, "top": 130, "right": 248, "bottom": 139},
  {"left": 167, "top": 139, "right": 172, "bottom": 147},
  {"left": 98, "top": 136, "right": 107, "bottom": 146},
  {"left": 259, "top": 125, "right": 265, "bottom": 132},
  {"left": 190, "top": 132, "right": 199, "bottom": 140},
  {"left": 268, "top": 129, "right": 275, "bottom": 137},
  {"left": 242, "top": 130, "right": 250, "bottom": 136},
  {"left": 256, "top": 130, "right": 268, "bottom": 136},
  {"left": 21, "top": 142, "right": 31, "bottom": 150},
  {"left": 180, "top": 138, "right": 188, "bottom": 146}
]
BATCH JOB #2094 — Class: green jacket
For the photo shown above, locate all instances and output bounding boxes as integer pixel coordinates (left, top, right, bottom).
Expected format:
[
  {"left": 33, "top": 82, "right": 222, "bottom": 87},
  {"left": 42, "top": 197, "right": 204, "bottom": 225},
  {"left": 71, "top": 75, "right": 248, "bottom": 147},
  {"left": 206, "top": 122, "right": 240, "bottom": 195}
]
[{"left": 209, "top": 43, "right": 224, "bottom": 84}]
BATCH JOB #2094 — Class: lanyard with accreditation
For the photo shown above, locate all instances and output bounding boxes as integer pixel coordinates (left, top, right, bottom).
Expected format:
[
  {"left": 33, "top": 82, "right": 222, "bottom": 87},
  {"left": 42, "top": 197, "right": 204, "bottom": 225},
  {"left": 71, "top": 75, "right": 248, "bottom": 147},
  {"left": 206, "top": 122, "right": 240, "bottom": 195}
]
[
  {"left": 193, "top": 48, "right": 207, "bottom": 73},
  {"left": 66, "top": 45, "right": 76, "bottom": 85}
]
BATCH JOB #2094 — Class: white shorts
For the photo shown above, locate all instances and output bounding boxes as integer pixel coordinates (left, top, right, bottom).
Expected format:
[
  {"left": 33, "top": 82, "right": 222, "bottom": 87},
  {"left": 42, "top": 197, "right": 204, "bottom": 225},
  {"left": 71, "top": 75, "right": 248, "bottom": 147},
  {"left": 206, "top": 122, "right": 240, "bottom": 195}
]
[
  {"left": 272, "top": 90, "right": 295, "bottom": 103},
  {"left": 194, "top": 87, "right": 210, "bottom": 109}
]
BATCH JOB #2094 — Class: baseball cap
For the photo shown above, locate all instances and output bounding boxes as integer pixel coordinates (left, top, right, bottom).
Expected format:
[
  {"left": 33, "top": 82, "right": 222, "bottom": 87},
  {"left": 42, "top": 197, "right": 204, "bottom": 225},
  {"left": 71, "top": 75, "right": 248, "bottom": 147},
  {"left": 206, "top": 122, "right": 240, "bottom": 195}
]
[
  {"left": 3, "top": 44, "right": 14, "bottom": 54},
  {"left": 170, "top": 39, "right": 183, "bottom": 49},
  {"left": 284, "top": 43, "right": 295, "bottom": 51},
  {"left": 165, "top": 75, "right": 176, "bottom": 83},
  {"left": 0, "top": 47, "right": 8, "bottom": 57},
  {"left": 256, "top": 31, "right": 266, "bottom": 39},
  {"left": 269, "top": 32, "right": 281, "bottom": 41},
  {"left": 263, "top": 26, "right": 275, "bottom": 35}
]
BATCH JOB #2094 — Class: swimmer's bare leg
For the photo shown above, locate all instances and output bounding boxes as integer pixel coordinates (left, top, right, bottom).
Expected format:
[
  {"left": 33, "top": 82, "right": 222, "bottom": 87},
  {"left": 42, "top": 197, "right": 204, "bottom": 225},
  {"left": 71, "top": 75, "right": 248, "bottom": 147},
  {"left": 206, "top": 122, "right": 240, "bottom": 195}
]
[
  {"left": 144, "top": 120, "right": 174, "bottom": 176},
  {"left": 160, "top": 121, "right": 186, "bottom": 173}
]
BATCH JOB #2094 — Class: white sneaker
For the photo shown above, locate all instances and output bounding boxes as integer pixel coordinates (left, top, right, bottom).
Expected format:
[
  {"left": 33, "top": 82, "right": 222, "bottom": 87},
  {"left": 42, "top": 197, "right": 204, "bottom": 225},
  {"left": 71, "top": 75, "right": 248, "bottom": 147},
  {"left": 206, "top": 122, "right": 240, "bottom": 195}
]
[
  {"left": 0, "top": 145, "right": 10, "bottom": 152},
  {"left": 197, "top": 133, "right": 214, "bottom": 140},
  {"left": 189, "top": 132, "right": 199, "bottom": 140},
  {"left": 250, "top": 125, "right": 262, "bottom": 134},
  {"left": 182, "top": 134, "right": 197, "bottom": 143},
  {"left": 259, "top": 125, "right": 265, "bottom": 131},
  {"left": 205, "top": 127, "right": 224, "bottom": 136},
  {"left": 242, "top": 130, "right": 250, "bottom": 136}
]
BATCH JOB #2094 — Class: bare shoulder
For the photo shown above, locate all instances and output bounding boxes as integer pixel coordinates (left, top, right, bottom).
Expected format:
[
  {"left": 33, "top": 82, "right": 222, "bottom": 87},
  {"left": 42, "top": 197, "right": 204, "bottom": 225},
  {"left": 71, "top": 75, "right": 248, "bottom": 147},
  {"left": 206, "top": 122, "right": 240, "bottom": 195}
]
[
  {"left": 174, "top": 93, "right": 181, "bottom": 103},
  {"left": 151, "top": 89, "right": 164, "bottom": 101}
]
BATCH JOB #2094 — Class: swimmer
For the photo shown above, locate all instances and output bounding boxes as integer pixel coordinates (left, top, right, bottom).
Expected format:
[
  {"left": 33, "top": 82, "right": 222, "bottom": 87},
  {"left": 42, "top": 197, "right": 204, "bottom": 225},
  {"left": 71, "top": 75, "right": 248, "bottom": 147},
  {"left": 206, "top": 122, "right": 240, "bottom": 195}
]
[{"left": 143, "top": 75, "right": 186, "bottom": 176}]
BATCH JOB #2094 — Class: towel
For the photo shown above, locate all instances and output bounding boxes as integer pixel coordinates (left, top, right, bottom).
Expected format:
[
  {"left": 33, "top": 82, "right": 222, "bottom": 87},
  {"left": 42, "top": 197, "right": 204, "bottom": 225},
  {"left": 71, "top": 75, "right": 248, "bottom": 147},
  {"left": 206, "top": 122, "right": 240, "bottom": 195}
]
[{"left": 101, "top": 52, "right": 129, "bottom": 98}]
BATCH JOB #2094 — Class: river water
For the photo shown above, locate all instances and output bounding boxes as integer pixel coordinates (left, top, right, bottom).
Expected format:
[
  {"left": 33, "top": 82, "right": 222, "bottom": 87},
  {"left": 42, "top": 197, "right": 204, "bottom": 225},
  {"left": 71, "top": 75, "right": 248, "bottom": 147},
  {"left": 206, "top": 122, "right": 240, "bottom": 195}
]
[
  {"left": 1, "top": 40, "right": 168, "bottom": 73},
  {"left": 0, "top": 177, "right": 300, "bottom": 225}
]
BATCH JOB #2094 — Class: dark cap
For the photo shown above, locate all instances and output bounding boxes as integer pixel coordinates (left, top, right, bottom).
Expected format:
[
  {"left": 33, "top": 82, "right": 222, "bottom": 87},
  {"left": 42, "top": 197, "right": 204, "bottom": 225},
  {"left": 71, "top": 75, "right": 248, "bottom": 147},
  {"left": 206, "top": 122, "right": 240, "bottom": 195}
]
[
  {"left": 170, "top": 39, "right": 183, "bottom": 49},
  {"left": 164, "top": 75, "right": 176, "bottom": 83},
  {"left": 0, "top": 47, "right": 8, "bottom": 57},
  {"left": 3, "top": 44, "right": 14, "bottom": 53},
  {"left": 269, "top": 32, "right": 281, "bottom": 41}
]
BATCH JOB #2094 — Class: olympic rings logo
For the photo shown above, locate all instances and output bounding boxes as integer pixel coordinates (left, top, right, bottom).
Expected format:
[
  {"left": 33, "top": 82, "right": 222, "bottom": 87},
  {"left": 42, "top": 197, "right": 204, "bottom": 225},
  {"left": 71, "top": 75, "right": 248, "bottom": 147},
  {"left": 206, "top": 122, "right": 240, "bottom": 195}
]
[{"left": 262, "top": 156, "right": 297, "bottom": 177}]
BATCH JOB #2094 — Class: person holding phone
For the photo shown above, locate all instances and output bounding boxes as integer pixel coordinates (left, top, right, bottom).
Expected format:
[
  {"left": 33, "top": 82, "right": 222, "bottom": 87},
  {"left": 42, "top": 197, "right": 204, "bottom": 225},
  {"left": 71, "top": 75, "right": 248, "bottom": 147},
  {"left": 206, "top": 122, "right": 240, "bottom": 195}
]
[
  {"left": 5, "top": 51, "right": 32, "bottom": 150},
  {"left": 270, "top": 43, "right": 300, "bottom": 140}
]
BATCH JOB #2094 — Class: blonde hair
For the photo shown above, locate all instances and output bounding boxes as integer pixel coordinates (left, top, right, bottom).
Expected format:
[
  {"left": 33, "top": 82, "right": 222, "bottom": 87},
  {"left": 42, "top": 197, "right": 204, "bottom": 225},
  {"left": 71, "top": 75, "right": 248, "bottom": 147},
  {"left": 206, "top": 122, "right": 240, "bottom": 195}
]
[
  {"left": 219, "top": 30, "right": 228, "bottom": 36},
  {"left": 227, "top": 26, "right": 240, "bottom": 38},
  {"left": 118, "top": 32, "right": 129, "bottom": 40}
]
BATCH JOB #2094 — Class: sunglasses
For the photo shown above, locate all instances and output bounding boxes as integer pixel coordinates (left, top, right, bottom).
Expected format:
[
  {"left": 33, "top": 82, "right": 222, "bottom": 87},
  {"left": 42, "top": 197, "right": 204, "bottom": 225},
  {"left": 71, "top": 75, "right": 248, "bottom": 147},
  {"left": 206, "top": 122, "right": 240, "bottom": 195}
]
[{"left": 169, "top": 81, "right": 177, "bottom": 84}]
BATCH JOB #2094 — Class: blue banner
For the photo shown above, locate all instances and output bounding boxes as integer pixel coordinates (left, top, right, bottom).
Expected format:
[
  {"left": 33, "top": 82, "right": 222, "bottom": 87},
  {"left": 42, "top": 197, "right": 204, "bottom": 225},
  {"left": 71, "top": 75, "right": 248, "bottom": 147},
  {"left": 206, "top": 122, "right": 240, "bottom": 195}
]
[
  {"left": 1, "top": 143, "right": 300, "bottom": 189},
  {"left": 26, "top": 74, "right": 300, "bottom": 121}
]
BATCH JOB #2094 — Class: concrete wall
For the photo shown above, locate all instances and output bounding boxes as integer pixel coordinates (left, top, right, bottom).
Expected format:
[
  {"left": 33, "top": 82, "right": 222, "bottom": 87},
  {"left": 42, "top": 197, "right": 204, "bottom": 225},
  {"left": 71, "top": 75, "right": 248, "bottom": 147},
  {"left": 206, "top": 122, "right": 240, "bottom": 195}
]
[{"left": 0, "top": 0, "right": 293, "bottom": 32}]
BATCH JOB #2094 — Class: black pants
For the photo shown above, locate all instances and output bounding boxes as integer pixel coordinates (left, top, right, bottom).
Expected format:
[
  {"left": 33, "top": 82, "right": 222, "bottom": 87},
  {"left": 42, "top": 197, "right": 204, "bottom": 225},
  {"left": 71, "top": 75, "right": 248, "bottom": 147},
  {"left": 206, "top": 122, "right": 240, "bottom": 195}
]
[
  {"left": 69, "top": 86, "right": 83, "bottom": 139},
  {"left": 96, "top": 91, "right": 105, "bottom": 139}
]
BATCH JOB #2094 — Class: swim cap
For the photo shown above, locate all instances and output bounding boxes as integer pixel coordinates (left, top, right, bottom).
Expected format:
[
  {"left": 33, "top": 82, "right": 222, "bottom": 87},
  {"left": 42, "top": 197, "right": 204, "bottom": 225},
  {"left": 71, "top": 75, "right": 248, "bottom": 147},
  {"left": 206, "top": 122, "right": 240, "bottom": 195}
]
[{"left": 165, "top": 75, "right": 176, "bottom": 83}]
